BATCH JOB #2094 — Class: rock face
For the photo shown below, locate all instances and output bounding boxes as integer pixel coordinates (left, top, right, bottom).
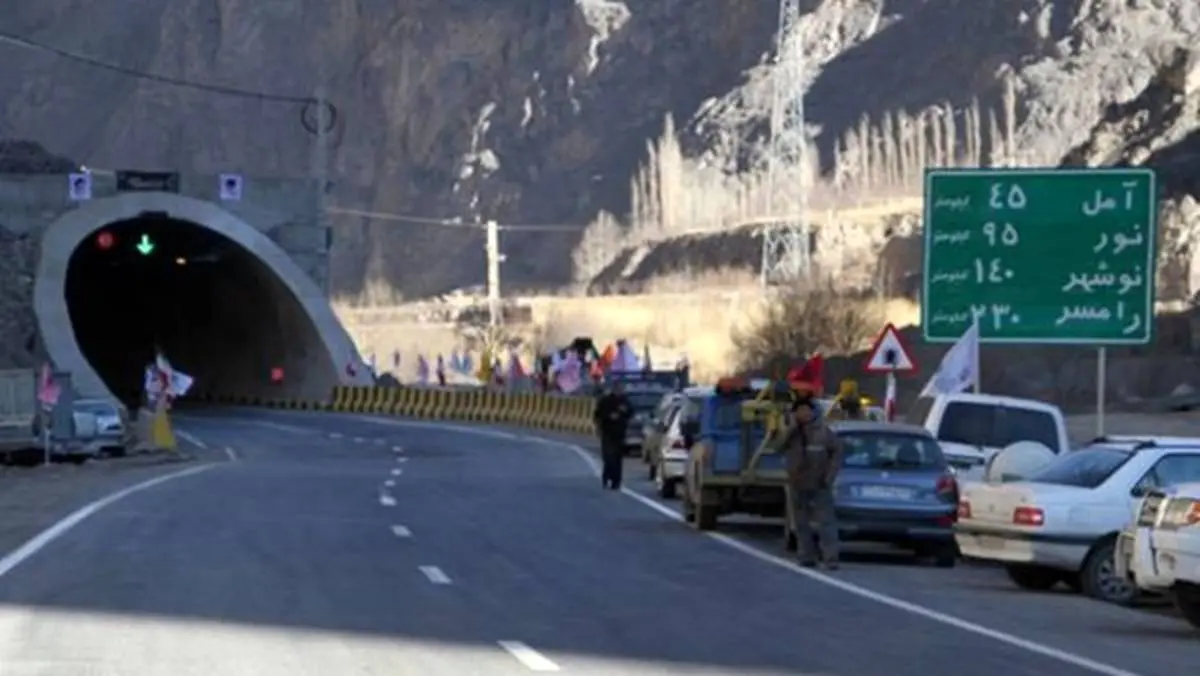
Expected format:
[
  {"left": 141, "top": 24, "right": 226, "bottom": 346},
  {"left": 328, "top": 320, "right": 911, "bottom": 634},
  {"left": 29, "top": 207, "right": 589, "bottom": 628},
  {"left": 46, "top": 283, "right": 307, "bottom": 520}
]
[{"left": 1, "top": 1, "right": 1198, "bottom": 298}]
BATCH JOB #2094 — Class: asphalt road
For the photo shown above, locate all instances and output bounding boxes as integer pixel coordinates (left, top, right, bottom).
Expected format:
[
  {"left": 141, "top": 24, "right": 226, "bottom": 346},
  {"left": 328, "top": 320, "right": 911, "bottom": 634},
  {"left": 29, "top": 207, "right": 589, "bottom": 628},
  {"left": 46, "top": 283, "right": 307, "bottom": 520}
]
[{"left": 0, "top": 408, "right": 1191, "bottom": 675}]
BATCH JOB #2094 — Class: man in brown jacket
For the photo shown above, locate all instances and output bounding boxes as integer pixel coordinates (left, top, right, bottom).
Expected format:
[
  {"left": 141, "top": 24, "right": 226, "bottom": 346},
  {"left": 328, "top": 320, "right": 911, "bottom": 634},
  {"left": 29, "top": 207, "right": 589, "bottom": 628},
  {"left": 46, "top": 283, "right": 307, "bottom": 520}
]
[{"left": 774, "top": 389, "right": 844, "bottom": 569}]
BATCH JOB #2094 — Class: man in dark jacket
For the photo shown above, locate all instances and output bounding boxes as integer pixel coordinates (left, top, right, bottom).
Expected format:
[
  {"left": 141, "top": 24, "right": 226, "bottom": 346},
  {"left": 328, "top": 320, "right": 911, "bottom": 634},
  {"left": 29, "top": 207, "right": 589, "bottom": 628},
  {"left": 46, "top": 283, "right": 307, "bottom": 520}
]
[
  {"left": 593, "top": 381, "right": 633, "bottom": 489},
  {"left": 774, "top": 389, "right": 844, "bottom": 568}
]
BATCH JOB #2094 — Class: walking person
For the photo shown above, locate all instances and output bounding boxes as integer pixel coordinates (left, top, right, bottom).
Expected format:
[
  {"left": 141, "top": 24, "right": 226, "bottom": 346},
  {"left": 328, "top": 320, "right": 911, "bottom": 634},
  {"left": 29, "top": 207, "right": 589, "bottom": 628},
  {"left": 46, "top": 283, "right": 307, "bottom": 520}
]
[
  {"left": 593, "top": 381, "right": 633, "bottom": 490},
  {"left": 774, "top": 387, "right": 844, "bottom": 569}
]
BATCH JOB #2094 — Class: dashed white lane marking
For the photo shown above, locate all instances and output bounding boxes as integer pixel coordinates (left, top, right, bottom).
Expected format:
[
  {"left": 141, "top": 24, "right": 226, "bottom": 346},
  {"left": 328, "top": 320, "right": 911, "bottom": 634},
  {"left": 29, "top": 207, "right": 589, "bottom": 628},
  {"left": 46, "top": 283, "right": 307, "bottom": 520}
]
[
  {"left": 497, "top": 641, "right": 560, "bottom": 672},
  {"left": 354, "top": 437, "right": 366, "bottom": 444},
  {"left": 253, "top": 412, "right": 1143, "bottom": 676},
  {"left": 392, "top": 445, "right": 404, "bottom": 453},
  {"left": 384, "top": 479, "right": 395, "bottom": 487},
  {"left": 175, "top": 430, "right": 207, "bottom": 449},
  {"left": 391, "top": 468, "right": 403, "bottom": 476},
  {"left": 374, "top": 438, "right": 386, "bottom": 445},
  {"left": 224, "top": 447, "right": 238, "bottom": 462},
  {"left": 329, "top": 432, "right": 343, "bottom": 439},
  {"left": 419, "top": 566, "right": 451, "bottom": 584},
  {"left": 391, "top": 525, "right": 411, "bottom": 538},
  {"left": 0, "top": 464, "right": 216, "bottom": 579},
  {"left": 395, "top": 456, "right": 408, "bottom": 463},
  {"left": 379, "top": 494, "right": 396, "bottom": 507}
]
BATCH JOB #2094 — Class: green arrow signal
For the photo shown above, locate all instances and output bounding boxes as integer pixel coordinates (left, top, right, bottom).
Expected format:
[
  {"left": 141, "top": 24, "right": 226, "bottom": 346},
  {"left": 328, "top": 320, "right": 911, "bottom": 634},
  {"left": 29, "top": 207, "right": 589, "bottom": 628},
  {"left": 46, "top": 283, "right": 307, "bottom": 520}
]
[{"left": 136, "top": 234, "right": 155, "bottom": 255}]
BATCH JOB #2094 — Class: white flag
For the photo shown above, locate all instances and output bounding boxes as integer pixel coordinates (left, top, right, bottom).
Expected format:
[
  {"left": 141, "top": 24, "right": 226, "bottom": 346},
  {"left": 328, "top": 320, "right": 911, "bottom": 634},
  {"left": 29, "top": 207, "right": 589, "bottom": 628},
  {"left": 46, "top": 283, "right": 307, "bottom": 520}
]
[{"left": 920, "top": 319, "right": 979, "bottom": 397}]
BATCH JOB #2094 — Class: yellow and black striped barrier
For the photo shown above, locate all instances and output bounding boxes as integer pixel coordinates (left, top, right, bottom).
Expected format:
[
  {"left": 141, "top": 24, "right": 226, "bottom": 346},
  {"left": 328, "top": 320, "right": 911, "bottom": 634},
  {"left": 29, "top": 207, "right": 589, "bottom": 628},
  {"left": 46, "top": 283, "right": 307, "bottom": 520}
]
[{"left": 190, "top": 387, "right": 596, "bottom": 436}]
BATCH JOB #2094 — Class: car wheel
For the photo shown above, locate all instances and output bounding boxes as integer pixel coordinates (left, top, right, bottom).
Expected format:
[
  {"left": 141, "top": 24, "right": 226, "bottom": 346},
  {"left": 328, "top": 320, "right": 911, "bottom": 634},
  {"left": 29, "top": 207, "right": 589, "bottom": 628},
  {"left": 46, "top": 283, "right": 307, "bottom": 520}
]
[
  {"left": 921, "top": 544, "right": 958, "bottom": 568},
  {"left": 1174, "top": 583, "right": 1200, "bottom": 630},
  {"left": 1081, "top": 539, "right": 1137, "bottom": 605},
  {"left": 1004, "top": 564, "right": 1061, "bottom": 590}
]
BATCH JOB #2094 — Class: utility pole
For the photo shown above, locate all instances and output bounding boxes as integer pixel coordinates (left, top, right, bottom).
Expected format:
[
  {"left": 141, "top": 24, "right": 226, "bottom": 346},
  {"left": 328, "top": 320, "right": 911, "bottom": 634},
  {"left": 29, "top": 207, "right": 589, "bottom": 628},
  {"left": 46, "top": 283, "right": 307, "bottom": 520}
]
[
  {"left": 760, "top": 0, "right": 811, "bottom": 287},
  {"left": 485, "top": 220, "right": 502, "bottom": 327}
]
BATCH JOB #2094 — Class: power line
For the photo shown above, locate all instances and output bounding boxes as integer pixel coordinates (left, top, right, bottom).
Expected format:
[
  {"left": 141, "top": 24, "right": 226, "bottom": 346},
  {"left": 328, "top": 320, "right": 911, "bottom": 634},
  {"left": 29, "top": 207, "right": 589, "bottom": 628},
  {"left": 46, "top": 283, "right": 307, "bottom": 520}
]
[
  {"left": 325, "top": 206, "right": 586, "bottom": 232},
  {"left": 0, "top": 29, "right": 313, "bottom": 104}
]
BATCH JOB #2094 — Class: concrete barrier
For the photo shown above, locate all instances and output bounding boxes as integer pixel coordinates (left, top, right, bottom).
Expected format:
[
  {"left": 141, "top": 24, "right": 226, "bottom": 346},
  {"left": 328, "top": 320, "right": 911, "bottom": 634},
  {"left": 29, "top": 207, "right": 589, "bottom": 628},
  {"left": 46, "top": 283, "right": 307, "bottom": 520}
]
[{"left": 189, "top": 387, "right": 596, "bottom": 436}]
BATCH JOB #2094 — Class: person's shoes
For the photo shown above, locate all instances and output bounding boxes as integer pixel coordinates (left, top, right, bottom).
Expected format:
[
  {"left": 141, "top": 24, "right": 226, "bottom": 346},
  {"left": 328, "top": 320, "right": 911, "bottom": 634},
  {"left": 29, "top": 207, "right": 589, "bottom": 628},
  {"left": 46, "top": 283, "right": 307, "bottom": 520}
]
[
  {"left": 798, "top": 558, "right": 818, "bottom": 568},
  {"left": 611, "top": 483, "right": 621, "bottom": 490},
  {"left": 822, "top": 559, "right": 840, "bottom": 571}
]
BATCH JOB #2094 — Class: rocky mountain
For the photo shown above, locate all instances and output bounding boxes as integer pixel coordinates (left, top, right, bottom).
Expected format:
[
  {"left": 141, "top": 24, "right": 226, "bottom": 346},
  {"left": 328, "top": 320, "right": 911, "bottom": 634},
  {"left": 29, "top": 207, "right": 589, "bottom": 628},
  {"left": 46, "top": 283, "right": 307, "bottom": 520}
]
[{"left": 1, "top": 1, "right": 1198, "bottom": 300}]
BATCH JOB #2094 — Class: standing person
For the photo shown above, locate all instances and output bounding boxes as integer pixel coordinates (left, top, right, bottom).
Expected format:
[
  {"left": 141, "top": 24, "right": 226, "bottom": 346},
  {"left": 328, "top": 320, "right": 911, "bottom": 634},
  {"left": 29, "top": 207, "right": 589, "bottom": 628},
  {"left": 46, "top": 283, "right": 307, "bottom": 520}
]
[
  {"left": 593, "top": 381, "right": 633, "bottom": 490},
  {"left": 826, "top": 379, "right": 865, "bottom": 421},
  {"left": 774, "top": 388, "right": 844, "bottom": 569}
]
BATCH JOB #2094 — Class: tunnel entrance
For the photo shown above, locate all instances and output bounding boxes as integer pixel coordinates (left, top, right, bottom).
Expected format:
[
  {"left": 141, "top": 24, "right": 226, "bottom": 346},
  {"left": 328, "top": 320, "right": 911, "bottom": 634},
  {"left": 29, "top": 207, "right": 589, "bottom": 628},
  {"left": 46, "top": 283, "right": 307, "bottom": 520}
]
[{"left": 64, "top": 213, "right": 329, "bottom": 407}]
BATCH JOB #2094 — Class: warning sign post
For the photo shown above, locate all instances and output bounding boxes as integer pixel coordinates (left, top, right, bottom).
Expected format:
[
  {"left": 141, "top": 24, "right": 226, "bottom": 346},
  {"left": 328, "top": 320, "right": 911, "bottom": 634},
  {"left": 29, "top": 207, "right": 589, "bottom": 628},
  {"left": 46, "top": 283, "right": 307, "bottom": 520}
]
[{"left": 864, "top": 324, "right": 916, "bottom": 422}]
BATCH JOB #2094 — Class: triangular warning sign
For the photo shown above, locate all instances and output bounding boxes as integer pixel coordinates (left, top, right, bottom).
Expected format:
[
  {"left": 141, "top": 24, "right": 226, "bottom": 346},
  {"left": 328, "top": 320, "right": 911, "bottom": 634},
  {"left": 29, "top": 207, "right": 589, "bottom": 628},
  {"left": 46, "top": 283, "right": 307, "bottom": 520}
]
[{"left": 864, "top": 323, "right": 916, "bottom": 373}]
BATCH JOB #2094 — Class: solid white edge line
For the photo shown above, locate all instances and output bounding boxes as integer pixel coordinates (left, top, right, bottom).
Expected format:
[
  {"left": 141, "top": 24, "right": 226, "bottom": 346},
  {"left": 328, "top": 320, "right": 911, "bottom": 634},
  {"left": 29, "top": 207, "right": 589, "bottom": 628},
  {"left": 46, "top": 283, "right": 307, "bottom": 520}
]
[
  {"left": 497, "top": 641, "right": 560, "bottom": 671},
  {"left": 0, "top": 464, "right": 217, "bottom": 579},
  {"left": 419, "top": 565, "right": 451, "bottom": 584},
  {"left": 391, "top": 525, "right": 411, "bottom": 538},
  {"left": 315, "top": 413, "right": 1147, "bottom": 676},
  {"left": 175, "top": 430, "right": 207, "bottom": 449}
]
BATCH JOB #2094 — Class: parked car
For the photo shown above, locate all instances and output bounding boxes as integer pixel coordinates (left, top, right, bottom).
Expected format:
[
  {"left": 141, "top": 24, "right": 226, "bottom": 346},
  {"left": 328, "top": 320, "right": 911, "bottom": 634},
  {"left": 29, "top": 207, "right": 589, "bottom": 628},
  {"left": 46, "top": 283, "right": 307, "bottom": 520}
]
[
  {"left": 1116, "top": 482, "right": 1200, "bottom": 629},
  {"left": 783, "top": 421, "right": 959, "bottom": 567},
  {"left": 73, "top": 398, "right": 129, "bottom": 457},
  {"left": 648, "top": 391, "right": 711, "bottom": 498},
  {"left": 955, "top": 436, "right": 1200, "bottom": 605}
]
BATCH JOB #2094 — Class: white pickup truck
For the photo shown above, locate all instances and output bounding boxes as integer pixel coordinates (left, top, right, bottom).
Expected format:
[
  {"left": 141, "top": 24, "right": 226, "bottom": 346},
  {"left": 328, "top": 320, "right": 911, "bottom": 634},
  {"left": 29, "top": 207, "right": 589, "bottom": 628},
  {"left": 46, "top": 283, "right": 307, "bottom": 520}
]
[{"left": 906, "top": 392, "right": 1070, "bottom": 481}]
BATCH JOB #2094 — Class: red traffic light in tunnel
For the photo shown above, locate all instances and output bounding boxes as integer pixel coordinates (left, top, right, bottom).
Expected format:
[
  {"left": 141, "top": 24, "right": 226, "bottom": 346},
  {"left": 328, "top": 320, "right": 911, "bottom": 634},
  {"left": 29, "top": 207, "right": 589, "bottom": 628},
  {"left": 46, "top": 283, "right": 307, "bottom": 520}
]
[
  {"left": 270, "top": 367, "right": 284, "bottom": 383},
  {"left": 95, "top": 230, "right": 115, "bottom": 250}
]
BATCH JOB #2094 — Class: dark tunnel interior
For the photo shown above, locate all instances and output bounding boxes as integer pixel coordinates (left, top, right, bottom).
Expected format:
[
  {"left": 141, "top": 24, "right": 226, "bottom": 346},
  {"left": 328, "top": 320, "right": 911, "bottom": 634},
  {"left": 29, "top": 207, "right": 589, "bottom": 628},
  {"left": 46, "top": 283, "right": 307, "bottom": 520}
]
[{"left": 65, "top": 215, "right": 327, "bottom": 408}]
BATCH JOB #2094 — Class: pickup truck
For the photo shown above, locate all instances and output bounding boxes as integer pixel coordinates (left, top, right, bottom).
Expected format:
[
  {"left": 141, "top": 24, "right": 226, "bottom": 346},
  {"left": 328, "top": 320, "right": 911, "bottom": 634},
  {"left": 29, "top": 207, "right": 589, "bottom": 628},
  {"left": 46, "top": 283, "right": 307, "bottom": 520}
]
[
  {"left": 906, "top": 392, "right": 1069, "bottom": 481},
  {"left": 0, "top": 368, "right": 37, "bottom": 461}
]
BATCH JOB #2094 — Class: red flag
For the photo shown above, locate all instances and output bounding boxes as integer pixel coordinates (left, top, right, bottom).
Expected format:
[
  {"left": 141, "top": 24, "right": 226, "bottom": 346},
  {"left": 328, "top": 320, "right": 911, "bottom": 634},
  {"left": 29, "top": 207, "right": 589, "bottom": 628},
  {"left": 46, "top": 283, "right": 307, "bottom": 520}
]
[{"left": 786, "top": 353, "right": 824, "bottom": 395}]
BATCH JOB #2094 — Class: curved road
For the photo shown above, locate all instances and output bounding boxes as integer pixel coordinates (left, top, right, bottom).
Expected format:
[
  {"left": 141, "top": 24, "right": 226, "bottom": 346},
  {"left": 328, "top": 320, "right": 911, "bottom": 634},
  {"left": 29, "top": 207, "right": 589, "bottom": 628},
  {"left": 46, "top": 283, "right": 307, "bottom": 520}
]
[{"left": 0, "top": 409, "right": 1192, "bottom": 674}]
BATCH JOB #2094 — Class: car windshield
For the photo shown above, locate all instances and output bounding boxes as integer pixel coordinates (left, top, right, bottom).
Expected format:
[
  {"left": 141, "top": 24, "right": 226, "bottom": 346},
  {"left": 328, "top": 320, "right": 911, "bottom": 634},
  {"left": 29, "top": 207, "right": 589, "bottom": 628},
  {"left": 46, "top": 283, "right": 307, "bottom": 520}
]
[
  {"left": 627, "top": 391, "right": 666, "bottom": 411},
  {"left": 1026, "top": 447, "right": 1131, "bottom": 488},
  {"left": 936, "top": 401, "right": 1061, "bottom": 452},
  {"left": 840, "top": 432, "right": 946, "bottom": 470}
]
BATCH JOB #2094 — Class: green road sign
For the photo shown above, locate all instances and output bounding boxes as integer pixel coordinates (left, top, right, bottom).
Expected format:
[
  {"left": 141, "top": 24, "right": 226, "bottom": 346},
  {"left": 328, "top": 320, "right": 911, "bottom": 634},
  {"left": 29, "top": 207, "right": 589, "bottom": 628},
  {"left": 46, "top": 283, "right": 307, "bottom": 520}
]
[
  {"left": 136, "top": 234, "right": 155, "bottom": 255},
  {"left": 922, "top": 168, "right": 1157, "bottom": 345}
]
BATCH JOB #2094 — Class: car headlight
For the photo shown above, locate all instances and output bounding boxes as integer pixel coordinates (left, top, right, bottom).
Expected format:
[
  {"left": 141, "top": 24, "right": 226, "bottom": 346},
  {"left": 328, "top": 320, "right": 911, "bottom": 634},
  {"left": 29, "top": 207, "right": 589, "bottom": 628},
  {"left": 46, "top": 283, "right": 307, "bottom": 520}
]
[{"left": 1161, "top": 498, "right": 1200, "bottom": 528}]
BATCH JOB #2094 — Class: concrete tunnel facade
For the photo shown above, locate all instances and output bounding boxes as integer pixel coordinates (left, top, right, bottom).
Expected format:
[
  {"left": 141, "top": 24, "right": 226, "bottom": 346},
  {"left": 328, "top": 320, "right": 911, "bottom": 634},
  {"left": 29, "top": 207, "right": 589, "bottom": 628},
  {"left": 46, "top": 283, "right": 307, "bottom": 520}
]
[{"left": 33, "top": 191, "right": 372, "bottom": 405}]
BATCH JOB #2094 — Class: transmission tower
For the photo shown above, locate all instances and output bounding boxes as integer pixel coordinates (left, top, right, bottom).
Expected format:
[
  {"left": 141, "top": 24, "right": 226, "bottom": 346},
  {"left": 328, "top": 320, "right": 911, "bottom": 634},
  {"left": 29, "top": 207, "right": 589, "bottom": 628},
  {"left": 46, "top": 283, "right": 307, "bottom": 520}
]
[{"left": 760, "top": 0, "right": 811, "bottom": 286}]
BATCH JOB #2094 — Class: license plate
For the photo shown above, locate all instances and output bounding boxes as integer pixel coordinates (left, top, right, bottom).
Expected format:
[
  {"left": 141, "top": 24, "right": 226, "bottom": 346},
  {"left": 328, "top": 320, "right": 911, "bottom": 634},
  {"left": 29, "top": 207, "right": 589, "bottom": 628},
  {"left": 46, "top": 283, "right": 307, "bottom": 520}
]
[
  {"left": 855, "top": 485, "right": 915, "bottom": 500},
  {"left": 977, "top": 535, "right": 1006, "bottom": 550}
]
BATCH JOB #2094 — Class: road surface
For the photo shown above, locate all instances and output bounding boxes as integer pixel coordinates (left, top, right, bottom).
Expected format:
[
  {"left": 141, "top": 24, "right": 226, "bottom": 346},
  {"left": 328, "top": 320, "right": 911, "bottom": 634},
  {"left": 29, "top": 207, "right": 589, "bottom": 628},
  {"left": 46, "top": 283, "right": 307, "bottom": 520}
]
[{"left": 0, "top": 407, "right": 1192, "bottom": 675}]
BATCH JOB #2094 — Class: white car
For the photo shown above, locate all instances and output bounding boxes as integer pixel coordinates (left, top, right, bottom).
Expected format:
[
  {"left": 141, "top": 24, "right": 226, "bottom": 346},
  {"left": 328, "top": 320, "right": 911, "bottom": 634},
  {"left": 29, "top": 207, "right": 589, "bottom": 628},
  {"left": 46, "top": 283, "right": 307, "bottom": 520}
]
[
  {"left": 955, "top": 436, "right": 1200, "bottom": 605},
  {"left": 650, "top": 391, "right": 707, "bottom": 499},
  {"left": 1116, "top": 482, "right": 1200, "bottom": 629}
]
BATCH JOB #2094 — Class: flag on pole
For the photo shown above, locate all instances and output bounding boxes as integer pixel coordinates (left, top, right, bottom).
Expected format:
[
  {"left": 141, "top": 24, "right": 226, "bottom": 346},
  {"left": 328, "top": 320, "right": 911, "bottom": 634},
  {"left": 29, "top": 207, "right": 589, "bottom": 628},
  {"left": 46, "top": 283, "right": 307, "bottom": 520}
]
[
  {"left": 416, "top": 355, "right": 431, "bottom": 385},
  {"left": 919, "top": 318, "right": 980, "bottom": 397},
  {"left": 884, "top": 375, "right": 897, "bottom": 422}
]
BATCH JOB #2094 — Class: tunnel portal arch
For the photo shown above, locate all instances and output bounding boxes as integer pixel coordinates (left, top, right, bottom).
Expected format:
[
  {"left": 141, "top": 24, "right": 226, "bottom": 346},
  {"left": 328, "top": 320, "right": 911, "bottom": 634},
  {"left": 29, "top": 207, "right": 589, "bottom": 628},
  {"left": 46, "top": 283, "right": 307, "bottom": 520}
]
[{"left": 35, "top": 192, "right": 370, "bottom": 403}]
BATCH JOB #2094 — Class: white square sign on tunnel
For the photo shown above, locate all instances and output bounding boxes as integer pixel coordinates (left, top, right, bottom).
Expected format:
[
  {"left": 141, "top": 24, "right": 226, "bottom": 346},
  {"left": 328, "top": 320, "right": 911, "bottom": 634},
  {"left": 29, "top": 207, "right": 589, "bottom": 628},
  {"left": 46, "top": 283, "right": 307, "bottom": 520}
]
[
  {"left": 219, "top": 173, "right": 243, "bottom": 201},
  {"left": 68, "top": 172, "right": 91, "bottom": 201}
]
